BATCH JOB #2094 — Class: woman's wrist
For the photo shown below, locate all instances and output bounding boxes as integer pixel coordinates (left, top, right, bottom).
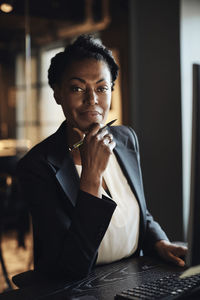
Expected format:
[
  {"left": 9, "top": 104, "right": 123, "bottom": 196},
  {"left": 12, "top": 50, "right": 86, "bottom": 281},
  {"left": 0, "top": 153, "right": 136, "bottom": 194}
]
[{"left": 80, "top": 173, "right": 102, "bottom": 198}]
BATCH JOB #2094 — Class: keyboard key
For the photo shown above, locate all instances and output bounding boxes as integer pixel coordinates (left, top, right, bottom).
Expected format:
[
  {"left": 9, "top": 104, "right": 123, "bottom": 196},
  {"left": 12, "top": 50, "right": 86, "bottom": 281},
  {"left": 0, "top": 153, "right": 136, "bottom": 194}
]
[{"left": 115, "top": 272, "right": 200, "bottom": 300}]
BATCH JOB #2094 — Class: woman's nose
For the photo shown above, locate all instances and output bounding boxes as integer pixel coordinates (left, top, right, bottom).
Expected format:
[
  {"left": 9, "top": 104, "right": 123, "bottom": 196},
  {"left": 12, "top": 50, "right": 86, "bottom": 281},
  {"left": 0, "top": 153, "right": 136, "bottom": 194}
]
[{"left": 84, "top": 89, "right": 98, "bottom": 105}]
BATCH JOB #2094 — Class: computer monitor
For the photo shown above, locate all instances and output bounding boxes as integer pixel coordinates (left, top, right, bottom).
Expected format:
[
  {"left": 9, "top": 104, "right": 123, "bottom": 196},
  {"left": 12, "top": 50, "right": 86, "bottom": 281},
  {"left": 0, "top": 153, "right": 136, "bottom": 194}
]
[{"left": 186, "top": 63, "right": 200, "bottom": 267}]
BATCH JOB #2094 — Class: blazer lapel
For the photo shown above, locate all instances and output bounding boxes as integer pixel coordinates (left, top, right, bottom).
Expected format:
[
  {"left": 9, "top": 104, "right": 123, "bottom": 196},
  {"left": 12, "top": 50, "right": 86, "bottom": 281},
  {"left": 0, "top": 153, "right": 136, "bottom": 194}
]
[
  {"left": 114, "top": 144, "right": 146, "bottom": 214},
  {"left": 47, "top": 121, "right": 79, "bottom": 207},
  {"left": 55, "top": 156, "right": 79, "bottom": 207}
]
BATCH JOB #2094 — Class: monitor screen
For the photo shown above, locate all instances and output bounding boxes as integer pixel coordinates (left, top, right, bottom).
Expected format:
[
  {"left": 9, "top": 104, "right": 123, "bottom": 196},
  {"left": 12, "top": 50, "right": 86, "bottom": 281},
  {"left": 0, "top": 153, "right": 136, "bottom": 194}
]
[{"left": 186, "top": 63, "right": 200, "bottom": 267}]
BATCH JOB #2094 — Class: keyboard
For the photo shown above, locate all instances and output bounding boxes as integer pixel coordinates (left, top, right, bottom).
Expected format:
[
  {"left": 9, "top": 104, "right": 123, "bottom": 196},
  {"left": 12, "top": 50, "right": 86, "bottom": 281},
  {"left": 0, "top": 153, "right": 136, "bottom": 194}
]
[{"left": 115, "top": 272, "right": 200, "bottom": 299}]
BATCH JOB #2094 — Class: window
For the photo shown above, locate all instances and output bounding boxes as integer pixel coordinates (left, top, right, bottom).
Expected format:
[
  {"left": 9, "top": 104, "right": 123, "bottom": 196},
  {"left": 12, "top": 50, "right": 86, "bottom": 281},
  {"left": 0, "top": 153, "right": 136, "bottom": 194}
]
[{"left": 15, "top": 47, "right": 65, "bottom": 147}]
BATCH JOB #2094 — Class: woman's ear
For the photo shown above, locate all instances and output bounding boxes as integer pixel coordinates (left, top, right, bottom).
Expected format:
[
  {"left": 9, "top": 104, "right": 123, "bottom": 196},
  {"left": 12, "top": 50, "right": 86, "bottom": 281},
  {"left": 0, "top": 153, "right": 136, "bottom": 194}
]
[{"left": 53, "top": 85, "right": 62, "bottom": 105}]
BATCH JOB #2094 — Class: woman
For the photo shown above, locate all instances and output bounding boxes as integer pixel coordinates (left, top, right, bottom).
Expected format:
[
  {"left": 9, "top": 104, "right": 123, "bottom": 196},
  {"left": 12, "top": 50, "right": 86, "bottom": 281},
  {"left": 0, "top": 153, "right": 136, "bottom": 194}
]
[{"left": 17, "top": 35, "right": 187, "bottom": 280}]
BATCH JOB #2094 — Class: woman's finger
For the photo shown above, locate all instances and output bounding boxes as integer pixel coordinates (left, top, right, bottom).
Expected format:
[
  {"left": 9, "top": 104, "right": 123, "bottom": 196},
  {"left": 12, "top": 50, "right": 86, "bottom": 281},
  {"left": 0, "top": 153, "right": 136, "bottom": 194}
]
[
  {"left": 108, "top": 140, "right": 116, "bottom": 152},
  {"left": 85, "top": 123, "right": 101, "bottom": 139},
  {"left": 72, "top": 127, "right": 85, "bottom": 140},
  {"left": 172, "top": 245, "right": 188, "bottom": 256},
  {"left": 167, "top": 251, "right": 185, "bottom": 267},
  {"left": 97, "top": 129, "right": 109, "bottom": 140},
  {"left": 102, "top": 133, "right": 113, "bottom": 144}
]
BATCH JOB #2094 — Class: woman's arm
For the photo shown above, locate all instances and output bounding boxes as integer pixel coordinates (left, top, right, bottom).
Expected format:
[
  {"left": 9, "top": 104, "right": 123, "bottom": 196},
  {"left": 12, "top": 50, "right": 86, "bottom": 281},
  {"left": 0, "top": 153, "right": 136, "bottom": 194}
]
[{"left": 17, "top": 156, "right": 116, "bottom": 280}]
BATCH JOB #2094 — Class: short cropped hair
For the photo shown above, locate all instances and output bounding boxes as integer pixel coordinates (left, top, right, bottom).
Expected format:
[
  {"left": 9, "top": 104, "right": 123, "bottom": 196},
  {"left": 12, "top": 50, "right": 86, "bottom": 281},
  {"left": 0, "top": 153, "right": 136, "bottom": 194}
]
[{"left": 48, "top": 34, "right": 119, "bottom": 91}]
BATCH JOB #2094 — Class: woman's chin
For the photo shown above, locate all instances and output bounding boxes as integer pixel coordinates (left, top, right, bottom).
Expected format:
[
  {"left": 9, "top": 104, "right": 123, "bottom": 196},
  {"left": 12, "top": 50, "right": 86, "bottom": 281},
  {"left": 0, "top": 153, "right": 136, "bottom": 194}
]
[{"left": 78, "top": 118, "right": 103, "bottom": 132}]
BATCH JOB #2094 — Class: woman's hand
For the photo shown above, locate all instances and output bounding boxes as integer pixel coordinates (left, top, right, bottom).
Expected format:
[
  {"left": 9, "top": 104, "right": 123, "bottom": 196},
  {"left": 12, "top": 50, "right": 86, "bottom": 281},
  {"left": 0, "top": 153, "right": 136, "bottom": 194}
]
[
  {"left": 78, "top": 123, "right": 116, "bottom": 197},
  {"left": 155, "top": 240, "right": 188, "bottom": 267}
]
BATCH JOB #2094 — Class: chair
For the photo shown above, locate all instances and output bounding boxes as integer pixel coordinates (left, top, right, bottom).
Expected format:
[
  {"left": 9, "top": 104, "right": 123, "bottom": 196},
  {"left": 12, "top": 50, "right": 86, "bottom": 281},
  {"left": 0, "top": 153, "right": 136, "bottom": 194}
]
[
  {"left": 12, "top": 270, "right": 43, "bottom": 288},
  {"left": 0, "top": 158, "right": 30, "bottom": 290},
  {"left": 0, "top": 173, "right": 14, "bottom": 290},
  {"left": 0, "top": 143, "right": 31, "bottom": 290}
]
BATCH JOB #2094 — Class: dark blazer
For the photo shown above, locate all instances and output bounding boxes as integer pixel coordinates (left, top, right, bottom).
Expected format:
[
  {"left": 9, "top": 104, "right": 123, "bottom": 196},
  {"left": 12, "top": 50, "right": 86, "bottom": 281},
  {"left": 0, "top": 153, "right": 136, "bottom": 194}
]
[{"left": 17, "top": 121, "right": 168, "bottom": 280}]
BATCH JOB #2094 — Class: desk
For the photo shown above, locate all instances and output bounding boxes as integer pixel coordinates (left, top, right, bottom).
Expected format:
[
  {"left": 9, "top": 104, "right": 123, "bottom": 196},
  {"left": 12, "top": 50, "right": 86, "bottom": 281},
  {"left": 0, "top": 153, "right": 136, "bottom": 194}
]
[{"left": 0, "top": 256, "right": 189, "bottom": 300}]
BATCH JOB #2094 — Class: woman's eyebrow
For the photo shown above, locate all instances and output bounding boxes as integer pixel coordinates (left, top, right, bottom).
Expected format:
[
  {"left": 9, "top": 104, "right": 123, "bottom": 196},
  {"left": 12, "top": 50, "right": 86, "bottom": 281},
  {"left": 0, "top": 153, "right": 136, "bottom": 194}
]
[
  {"left": 69, "top": 77, "right": 107, "bottom": 84},
  {"left": 96, "top": 78, "right": 107, "bottom": 84},
  {"left": 69, "top": 77, "right": 85, "bottom": 83}
]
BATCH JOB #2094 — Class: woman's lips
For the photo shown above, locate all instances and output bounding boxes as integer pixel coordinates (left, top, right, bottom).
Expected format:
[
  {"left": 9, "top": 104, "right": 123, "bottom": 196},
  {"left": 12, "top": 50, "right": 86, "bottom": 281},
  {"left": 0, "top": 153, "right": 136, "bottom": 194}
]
[{"left": 80, "top": 110, "right": 102, "bottom": 120}]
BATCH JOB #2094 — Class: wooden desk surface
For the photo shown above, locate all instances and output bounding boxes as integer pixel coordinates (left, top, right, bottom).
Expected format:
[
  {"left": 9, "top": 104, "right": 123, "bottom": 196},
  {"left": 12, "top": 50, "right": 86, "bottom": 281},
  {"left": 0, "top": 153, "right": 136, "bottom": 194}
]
[{"left": 0, "top": 256, "right": 185, "bottom": 300}]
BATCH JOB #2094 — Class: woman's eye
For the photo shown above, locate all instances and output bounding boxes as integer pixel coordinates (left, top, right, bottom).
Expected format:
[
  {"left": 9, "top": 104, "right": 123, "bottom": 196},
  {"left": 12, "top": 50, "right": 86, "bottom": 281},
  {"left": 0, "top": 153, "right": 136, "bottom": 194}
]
[
  {"left": 71, "top": 86, "right": 84, "bottom": 92},
  {"left": 97, "top": 86, "right": 109, "bottom": 93}
]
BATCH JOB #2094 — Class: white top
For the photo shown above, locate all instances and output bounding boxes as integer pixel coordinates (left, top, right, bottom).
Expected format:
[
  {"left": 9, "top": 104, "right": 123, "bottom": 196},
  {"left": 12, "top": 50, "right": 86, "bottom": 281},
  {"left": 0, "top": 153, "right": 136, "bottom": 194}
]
[{"left": 75, "top": 153, "right": 140, "bottom": 264}]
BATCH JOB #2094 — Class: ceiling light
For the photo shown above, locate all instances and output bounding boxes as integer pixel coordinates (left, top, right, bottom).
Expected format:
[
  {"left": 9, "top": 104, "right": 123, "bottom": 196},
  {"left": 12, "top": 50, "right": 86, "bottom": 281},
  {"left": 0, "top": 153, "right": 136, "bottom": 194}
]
[{"left": 0, "top": 1, "right": 13, "bottom": 13}]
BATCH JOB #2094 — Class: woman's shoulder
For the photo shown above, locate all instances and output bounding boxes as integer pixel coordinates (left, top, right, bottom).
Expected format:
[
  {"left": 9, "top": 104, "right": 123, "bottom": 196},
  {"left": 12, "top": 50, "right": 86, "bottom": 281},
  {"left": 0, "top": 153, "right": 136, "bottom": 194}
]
[
  {"left": 18, "top": 123, "right": 65, "bottom": 171},
  {"left": 17, "top": 135, "right": 53, "bottom": 173},
  {"left": 110, "top": 124, "right": 136, "bottom": 134}
]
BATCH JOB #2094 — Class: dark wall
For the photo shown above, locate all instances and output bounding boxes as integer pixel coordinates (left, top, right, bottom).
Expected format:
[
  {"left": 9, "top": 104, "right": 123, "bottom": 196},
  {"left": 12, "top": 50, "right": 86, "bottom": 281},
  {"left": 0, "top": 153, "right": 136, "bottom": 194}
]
[
  {"left": 128, "top": 0, "right": 183, "bottom": 241},
  {"left": 101, "top": 0, "right": 130, "bottom": 124}
]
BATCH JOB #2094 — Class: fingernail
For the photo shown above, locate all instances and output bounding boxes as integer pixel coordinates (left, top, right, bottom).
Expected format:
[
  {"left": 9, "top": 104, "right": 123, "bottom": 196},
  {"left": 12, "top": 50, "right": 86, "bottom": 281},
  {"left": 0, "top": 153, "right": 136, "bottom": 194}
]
[{"left": 179, "top": 261, "right": 185, "bottom": 267}]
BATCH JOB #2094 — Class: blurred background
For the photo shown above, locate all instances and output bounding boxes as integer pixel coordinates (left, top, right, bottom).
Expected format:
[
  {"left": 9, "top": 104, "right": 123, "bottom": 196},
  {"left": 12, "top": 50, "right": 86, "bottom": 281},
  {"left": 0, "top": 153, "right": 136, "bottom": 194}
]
[{"left": 0, "top": 0, "right": 200, "bottom": 293}]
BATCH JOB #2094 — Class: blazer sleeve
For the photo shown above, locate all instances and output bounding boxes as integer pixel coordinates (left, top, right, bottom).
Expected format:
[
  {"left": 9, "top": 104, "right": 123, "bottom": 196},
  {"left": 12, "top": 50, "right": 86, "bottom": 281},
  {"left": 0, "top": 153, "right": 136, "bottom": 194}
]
[
  {"left": 128, "top": 127, "right": 169, "bottom": 254},
  {"left": 17, "top": 154, "right": 116, "bottom": 280}
]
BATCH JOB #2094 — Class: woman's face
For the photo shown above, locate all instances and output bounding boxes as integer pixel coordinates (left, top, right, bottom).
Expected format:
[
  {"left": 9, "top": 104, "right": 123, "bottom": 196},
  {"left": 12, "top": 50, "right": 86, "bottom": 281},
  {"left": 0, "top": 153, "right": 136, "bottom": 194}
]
[{"left": 54, "top": 58, "right": 112, "bottom": 132}]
